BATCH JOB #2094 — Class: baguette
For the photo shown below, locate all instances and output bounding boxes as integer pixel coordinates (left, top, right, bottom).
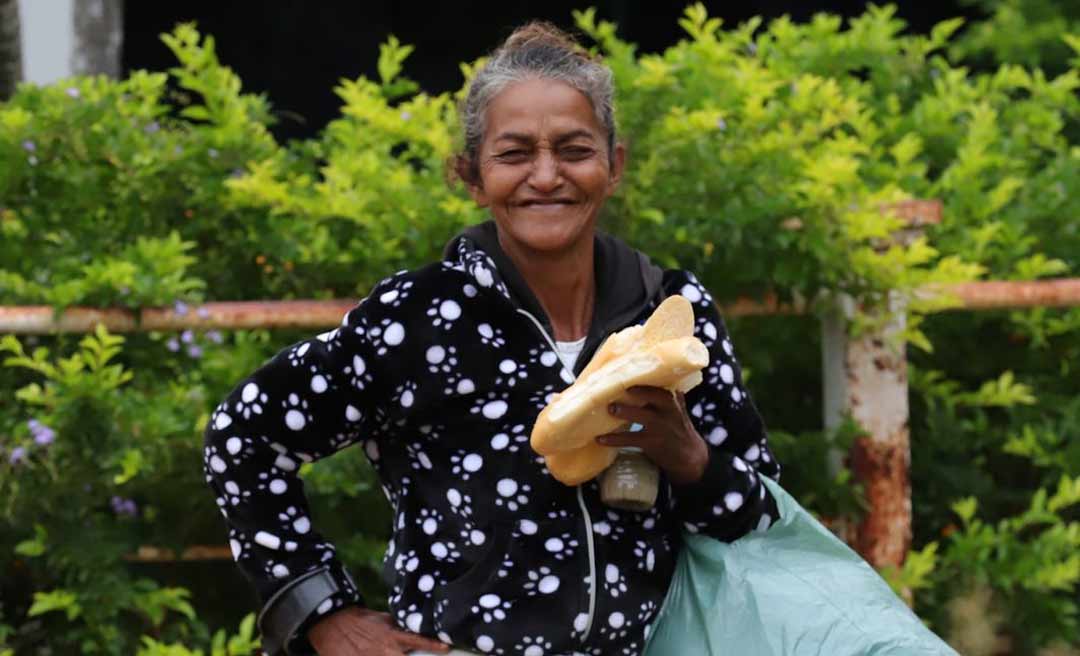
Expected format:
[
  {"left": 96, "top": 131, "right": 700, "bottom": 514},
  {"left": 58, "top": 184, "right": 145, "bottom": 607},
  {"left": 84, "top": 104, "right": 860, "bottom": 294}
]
[{"left": 532, "top": 296, "right": 708, "bottom": 485}]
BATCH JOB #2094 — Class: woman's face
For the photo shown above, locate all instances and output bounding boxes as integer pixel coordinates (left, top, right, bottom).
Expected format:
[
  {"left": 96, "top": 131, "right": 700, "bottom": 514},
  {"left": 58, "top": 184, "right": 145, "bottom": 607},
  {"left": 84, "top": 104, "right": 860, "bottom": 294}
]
[{"left": 468, "top": 78, "right": 624, "bottom": 256}]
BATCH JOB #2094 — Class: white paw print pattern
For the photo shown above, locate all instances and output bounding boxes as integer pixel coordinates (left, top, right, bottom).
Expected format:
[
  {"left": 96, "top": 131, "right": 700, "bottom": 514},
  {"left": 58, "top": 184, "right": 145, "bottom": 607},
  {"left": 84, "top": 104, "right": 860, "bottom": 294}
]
[
  {"left": 477, "top": 322, "right": 507, "bottom": 348},
  {"left": 396, "top": 603, "right": 425, "bottom": 633},
  {"left": 527, "top": 383, "right": 557, "bottom": 410},
  {"left": 425, "top": 344, "right": 459, "bottom": 374},
  {"left": 377, "top": 279, "right": 414, "bottom": 307},
  {"left": 571, "top": 613, "right": 591, "bottom": 641},
  {"left": 227, "top": 532, "right": 252, "bottom": 561},
  {"left": 218, "top": 478, "right": 251, "bottom": 507},
  {"left": 394, "top": 548, "right": 421, "bottom": 576},
  {"left": 287, "top": 341, "right": 311, "bottom": 367},
  {"left": 599, "top": 609, "right": 631, "bottom": 642},
  {"left": 515, "top": 635, "right": 553, "bottom": 655},
  {"left": 541, "top": 532, "right": 579, "bottom": 561},
  {"left": 488, "top": 424, "right": 529, "bottom": 453},
  {"left": 705, "top": 359, "right": 737, "bottom": 390},
  {"left": 494, "top": 478, "right": 531, "bottom": 512},
  {"left": 522, "top": 566, "right": 561, "bottom": 596},
  {"left": 493, "top": 357, "right": 528, "bottom": 388},
  {"left": 632, "top": 540, "right": 657, "bottom": 572},
  {"left": 393, "top": 380, "right": 419, "bottom": 409},
  {"left": 470, "top": 391, "right": 510, "bottom": 420},
  {"left": 450, "top": 450, "right": 484, "bottom": 480},
  {"left": 459, "top": 523, "right": 488, "bottom": 548},
  {"left": 344, "top": 352, "right": 373, "bottom": 390},
  {"left": 417, "top": 423, "right": 446, "bottom": 443},
  {"left": 414, "top": 570, "right": 446, "bottom": 598},
  {"left": 603, "top": 563, "right": 628, "bottom": 598},
  {"left": 429, "top": 540, "right": 461, "bottom": 563},
  {"left": 690, "top": 399, "right": 717, "bottom": 425},
  {"left": 443, "top": 370, "right": 477, "bottom": 396},
  {"left": 696, "top": 316, "right": 720, "bottom": 347},
  {"left": 445, "top": 487, "right": 474, "bottom": 520},
  {"left": 367, "top": 317, "right": 406, "bottom": 356},
  {"left": 638, "top": 600, "right": 658, "bottom": 624},
  {"left": 315, "top": 327, "right": 343, "bottom": 352},
  {"left": 592, "top": 512, "right": 627, "bottom": 541},
  {"left": 277, "top": 506, "right": 310, "bottom": 540},
  {"left": 471, "top": 592, "right": 512, "bottom": 623},
  {"left": 281, "top": 393, "right": 313, "bottom": 432},
  {"left": 527, "top": 346, "right": 560, "bottom": 369},
  {"left": 406, "top": 443, "right": 434, "bottom": 471},
  {"left": 416, "top": 508, "right": 444, "bottom": 536},
  {"left": 426, "top": 297, "right": 463, "bottom": 330},
  {"left": 256, "top": 466, "right": 294, "bottom": 496},
  {"left": 679, "top": 274, "right": 713, "bottom": 307},
  {"left": 234, "top": 382, "right": 268, "bottom": 419},
  {"left": 262, "top": 559, "right": 292, "bottom": 580},
  {"left": 209, "top": 402, "right": 233, "bottom": 431}
]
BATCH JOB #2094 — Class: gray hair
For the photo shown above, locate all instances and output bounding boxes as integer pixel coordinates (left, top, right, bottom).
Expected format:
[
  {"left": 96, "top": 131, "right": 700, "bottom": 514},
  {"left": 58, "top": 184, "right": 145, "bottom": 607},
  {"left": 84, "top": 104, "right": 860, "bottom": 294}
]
[{"left": 454, "top": 22, "right": 617, "bottom": 185}]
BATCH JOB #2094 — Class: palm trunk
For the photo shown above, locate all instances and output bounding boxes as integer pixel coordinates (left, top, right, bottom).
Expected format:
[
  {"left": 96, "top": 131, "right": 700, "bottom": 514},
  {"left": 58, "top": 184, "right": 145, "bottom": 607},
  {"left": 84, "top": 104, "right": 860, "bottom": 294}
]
[{"left": 0, "top": 0, "right": 23, "bottom": 100}]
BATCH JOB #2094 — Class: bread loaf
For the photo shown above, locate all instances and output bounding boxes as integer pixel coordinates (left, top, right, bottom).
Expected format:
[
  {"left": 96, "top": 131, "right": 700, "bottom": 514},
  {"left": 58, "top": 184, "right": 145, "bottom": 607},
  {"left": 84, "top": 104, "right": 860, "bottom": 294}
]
[{"left": 532, "top": 296, "right": 708, "bottom": 485}]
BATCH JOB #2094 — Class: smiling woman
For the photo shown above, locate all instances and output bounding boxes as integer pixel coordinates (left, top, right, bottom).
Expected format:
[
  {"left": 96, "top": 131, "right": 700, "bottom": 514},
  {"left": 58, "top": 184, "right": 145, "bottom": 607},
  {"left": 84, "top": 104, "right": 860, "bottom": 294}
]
[{"left": 204, "top": 20, "right": 781, "bottom": 656}]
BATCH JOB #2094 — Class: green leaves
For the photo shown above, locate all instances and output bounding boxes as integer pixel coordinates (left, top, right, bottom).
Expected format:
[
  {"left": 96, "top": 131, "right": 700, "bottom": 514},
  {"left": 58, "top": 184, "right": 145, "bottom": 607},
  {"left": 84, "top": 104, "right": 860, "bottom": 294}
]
[{"left": 28, "top": 589, "right": 82, "bottom": 621}]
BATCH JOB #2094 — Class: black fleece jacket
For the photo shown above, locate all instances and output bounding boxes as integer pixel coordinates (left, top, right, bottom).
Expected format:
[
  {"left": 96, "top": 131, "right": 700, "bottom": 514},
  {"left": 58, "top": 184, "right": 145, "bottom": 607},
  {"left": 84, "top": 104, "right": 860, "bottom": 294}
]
[{"left": 203, "top": 222, "right": 781, "bottom": 655}]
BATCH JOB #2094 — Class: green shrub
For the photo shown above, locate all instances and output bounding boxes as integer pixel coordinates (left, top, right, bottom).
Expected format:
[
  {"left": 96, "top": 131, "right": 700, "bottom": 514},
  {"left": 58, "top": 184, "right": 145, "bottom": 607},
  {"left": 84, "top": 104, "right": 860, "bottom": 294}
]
[{"left": 1, "top": 5, "right": 1078, "bottom": 653}]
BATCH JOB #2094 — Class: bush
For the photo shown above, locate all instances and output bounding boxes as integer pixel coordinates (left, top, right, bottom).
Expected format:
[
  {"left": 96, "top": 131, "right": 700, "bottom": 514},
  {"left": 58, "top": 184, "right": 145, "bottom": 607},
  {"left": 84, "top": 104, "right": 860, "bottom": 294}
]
[{"left": 1, "top": 5, "right": 1078, "bottom": 653}]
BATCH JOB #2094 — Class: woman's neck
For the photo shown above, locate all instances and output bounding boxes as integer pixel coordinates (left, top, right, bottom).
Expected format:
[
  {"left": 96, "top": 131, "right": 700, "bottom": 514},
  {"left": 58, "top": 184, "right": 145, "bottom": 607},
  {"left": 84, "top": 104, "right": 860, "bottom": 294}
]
[{"left": 498, "top": 231, "right": 595, "bottom": 342}]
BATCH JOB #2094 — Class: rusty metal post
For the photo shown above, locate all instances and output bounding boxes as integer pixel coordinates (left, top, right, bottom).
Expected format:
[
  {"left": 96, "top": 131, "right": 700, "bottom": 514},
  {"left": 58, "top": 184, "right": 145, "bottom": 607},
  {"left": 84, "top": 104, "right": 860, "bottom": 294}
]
[
  {"left": 823, "top": 292, "right": 913, "bottom": 568},
  {"left": 822, "top": 200, "right": 941, "bottom": 570}
]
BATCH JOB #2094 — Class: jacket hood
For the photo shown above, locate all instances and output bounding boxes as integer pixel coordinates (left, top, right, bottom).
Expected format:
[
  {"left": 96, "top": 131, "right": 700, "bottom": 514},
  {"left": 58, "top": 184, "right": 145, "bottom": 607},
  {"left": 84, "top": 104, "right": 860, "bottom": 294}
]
[{"left": 443, "top": 220, "right": 664, "bottom": 373}]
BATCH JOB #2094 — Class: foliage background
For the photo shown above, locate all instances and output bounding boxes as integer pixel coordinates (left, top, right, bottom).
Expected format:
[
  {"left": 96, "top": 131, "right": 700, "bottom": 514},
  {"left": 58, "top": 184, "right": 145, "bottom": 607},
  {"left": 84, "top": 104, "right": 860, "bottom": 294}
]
[{"left": 0, "top": 2, "right": 1078, "bottom": 654}]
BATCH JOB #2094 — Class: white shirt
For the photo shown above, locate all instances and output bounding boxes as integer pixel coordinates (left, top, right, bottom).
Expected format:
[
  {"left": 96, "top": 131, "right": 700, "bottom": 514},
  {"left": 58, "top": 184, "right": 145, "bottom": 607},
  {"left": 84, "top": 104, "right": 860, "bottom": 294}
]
[{"left": 553, "top": 335, "right": 587, "bottom": 373}]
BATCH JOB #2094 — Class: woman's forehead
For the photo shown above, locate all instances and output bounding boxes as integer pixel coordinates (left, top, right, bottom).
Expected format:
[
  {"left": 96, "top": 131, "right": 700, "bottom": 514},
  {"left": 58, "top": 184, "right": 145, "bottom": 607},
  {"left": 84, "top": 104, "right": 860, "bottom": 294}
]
[{"left": 484, "top": 79, "right": 604, "bottom": 141}]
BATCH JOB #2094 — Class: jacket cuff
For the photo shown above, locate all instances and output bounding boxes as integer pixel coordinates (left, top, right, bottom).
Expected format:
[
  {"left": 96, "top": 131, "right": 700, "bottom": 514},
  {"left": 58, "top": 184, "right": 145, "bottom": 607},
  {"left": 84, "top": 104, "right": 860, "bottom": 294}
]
[{"left": 257, "top": 563, "right": 362, "bottom": 655}]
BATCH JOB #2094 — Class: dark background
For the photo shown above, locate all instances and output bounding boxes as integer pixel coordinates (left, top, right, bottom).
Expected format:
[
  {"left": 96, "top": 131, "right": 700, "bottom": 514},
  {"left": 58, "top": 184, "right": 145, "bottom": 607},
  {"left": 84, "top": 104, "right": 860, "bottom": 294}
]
[{"left": 122, "top": 1, "right": 982, "bottom": 142}]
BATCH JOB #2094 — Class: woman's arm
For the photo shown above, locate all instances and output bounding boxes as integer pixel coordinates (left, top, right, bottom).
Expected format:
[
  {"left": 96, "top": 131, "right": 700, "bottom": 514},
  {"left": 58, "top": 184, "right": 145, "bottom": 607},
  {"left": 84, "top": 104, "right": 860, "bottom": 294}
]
[
  {"left": 203, "top": 300, "right": 380, "bottom": 653},
  {"left": 668, "top": 280, "right": 781, "bottom": 541}
]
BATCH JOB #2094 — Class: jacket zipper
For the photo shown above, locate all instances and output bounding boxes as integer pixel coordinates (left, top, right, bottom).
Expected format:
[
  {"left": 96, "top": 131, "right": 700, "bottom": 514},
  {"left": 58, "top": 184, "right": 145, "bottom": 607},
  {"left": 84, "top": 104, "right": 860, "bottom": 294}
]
[{"left": 516, "top": 308, "right": 598, "bottom": 645}]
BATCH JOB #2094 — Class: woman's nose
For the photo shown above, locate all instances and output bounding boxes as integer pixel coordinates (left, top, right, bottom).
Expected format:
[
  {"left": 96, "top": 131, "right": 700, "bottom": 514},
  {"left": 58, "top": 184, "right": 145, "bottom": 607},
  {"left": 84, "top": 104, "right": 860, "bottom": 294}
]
[{"left": 528, "top": 150, "right": 563, "bottom": 191}]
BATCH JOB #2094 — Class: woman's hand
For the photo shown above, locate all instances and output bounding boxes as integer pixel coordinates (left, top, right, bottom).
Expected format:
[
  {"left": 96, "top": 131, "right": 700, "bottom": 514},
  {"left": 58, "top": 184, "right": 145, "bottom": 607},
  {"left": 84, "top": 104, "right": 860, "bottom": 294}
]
[
  {"left": 307, "top": 606, "right": 450, "bottom": 656},
  {"left": 597, "top": 386, "right": 709, "bottom": 485}
]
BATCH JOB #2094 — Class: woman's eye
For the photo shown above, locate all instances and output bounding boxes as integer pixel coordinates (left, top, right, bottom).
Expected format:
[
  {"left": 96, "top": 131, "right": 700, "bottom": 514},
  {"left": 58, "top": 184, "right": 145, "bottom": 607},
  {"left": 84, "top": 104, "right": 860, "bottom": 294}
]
[
  {"left": 496, "top": 150, "right": 528, "bottom": 161},
  {"left": 562, "top": 147, "right": 594, "bottom": 160}
]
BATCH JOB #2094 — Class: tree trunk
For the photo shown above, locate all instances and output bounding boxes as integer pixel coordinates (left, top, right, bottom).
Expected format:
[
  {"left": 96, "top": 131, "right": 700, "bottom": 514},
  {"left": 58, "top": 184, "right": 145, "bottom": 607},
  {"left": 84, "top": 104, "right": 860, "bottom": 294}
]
[
  {"left": 72, "top": 0, "right": 122, "bottom": 77},
  {"left": 0, "top": 0, "right": 22, "bottom": 100}
]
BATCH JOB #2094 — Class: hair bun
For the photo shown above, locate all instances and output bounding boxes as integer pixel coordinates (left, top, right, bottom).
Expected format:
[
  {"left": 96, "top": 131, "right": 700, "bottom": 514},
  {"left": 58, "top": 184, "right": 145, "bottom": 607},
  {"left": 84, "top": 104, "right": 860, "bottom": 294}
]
[{"left": 501, "top": 21, "right": 593, "bottom": 60}]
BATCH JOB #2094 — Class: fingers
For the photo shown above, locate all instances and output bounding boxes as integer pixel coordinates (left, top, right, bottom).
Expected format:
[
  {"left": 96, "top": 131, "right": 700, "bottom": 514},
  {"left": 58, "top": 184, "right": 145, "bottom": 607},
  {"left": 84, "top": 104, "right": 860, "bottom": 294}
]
[
  {"left": 607, "top": 401, "right": 653, "bottom": 425},
  {"left": 396, "top": 629, "right": 451, "bottom": 653},
  {"left": 622, "top": 385, "right": 675, "bottom": 407},
  {"left": 595, "top": 431, "right": 648, "bottom": 448}
]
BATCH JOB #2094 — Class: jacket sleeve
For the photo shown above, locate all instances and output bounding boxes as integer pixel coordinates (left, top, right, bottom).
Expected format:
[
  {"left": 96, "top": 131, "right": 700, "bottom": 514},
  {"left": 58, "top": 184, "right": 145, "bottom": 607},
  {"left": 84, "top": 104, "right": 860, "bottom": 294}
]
[
  {"left": 667, "top": 278, "right": 782, "bottom": 542},
  {"left": 203, "top": 297, "right": 384, "bottom": 654}
]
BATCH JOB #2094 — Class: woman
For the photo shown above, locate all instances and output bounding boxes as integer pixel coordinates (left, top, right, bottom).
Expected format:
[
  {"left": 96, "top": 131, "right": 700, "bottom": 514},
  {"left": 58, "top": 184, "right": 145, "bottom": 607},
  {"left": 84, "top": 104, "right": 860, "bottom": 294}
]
[{"left": 204, "top": 22, "right": 780, "bottom": 656}]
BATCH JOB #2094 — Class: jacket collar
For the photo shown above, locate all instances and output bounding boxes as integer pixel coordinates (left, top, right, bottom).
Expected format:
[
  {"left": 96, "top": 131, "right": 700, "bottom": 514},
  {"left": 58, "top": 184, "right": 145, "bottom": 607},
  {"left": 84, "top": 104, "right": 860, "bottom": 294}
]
[{"left": 443, "top": 220, "right": 665, "bottom": 373}]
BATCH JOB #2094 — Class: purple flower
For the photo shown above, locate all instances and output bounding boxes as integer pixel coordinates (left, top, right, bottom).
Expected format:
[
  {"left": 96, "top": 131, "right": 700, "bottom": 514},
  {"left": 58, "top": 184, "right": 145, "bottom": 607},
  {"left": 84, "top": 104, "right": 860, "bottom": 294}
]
[
  {"left": 34, "top": 427, "right": 56, "bottom": 446},
  {"left": 206, "top": 330, "right": 224, "bottom": 344},
  {"left": 208, "top": 148, "right": 219, "bottom": 158},
  {"left": 9, "top": 447, "right": 26, "bottom": 465},
  {"left": 716, "top": 117, "right": 727, "bottom": 131},
  {"left": 166, "top": 337, "right": 180, "bottom": 352},
  {"left": 65, "top": 87, "right": 81, "bottom": 99},
  {"left": 400, "top": 111, "right": 412, "bottom": 121},
  {"left": 196, "top": 306, "right": 211, "bottom": 319},
  {"left": 110, "top": 496, "right": 138, "bottom": 517},
  {"left": 187, "top": 344, "right": 204, "bottom": 359},
  {"left": 28, "top": 419, "right": 55, "bottom": 446},
  {"left": 144, "top": 121, "right": 160, "bottom": 134},
  {"left": 21, "top": 140, "right": 35, "bottom": 152},
  {"left": 181, "top": 329, "right": 195, "bottom": 344},
  {"left": 173, "top": 300, "right": 189, "bottom": 316}
]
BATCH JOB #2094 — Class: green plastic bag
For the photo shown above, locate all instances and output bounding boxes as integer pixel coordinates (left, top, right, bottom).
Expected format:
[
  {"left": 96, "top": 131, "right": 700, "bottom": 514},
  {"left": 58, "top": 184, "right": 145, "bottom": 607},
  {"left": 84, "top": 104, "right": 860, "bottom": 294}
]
[{"left": 644, "top": 478, "right": 958, "bottom": 656}]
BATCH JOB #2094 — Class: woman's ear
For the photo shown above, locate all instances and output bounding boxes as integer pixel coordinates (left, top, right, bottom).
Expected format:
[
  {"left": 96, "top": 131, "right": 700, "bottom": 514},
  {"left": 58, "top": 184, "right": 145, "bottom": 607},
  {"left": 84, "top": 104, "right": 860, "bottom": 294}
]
[
  {"left": 607, "top": 142, "right": 626, "bottom": 194},
  {"left": 467, "top": 181, "right": 489, "bottom": 208}
]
